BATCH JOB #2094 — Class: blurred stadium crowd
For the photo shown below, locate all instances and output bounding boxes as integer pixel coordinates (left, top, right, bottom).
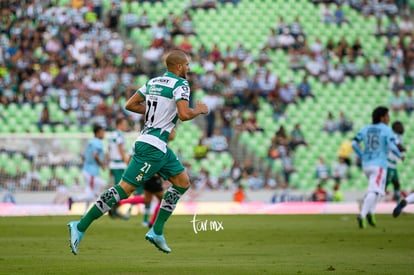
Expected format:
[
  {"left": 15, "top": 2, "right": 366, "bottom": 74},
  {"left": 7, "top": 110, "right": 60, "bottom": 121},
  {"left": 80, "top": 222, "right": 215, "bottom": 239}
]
[{"left": 0, "top": 0, "right": 413, "bottom": 200}]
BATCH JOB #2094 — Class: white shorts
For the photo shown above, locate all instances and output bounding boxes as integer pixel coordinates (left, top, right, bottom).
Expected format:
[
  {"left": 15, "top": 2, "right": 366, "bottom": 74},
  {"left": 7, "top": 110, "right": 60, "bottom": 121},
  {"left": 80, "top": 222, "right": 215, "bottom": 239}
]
[
  {"left": 75, "top": 171, "right": 106, "bottom": 202},
  {"left": 363, "top": 166, "right": 387, "bottom": 196}
]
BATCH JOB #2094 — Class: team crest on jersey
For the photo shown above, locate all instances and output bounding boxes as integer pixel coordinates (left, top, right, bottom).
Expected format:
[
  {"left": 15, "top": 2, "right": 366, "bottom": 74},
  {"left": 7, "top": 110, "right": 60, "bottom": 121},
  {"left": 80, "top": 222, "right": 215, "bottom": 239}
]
[{"left": 135, "top": 173, "right": 144, "bottom": 182}]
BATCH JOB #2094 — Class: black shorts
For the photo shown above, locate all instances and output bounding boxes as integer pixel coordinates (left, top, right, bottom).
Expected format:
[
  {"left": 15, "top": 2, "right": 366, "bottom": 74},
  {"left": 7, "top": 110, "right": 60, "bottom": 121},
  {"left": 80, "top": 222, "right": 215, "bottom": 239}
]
[{"left": 144, "top": 176, "right": 164, "bottom": 193}]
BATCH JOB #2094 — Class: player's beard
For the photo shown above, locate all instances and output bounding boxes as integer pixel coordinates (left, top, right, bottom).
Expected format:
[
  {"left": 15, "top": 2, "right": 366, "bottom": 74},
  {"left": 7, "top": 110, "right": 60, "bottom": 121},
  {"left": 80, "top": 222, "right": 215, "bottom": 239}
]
[{"left": 180, "top": 70, "right": 187, "bottom": 79}]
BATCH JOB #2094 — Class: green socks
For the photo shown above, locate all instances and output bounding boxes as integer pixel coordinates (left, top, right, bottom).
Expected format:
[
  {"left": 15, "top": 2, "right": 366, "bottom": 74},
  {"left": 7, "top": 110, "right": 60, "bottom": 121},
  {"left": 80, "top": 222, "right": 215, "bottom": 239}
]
[
  {"left": 143, "top": 203, "right": 151, "bottom": 223},
  {"left": 153, "top": 185, "right": 188, "bottom": 235},
  {"left": 77, "top": 185, "right": 128, "bottom": 232}
]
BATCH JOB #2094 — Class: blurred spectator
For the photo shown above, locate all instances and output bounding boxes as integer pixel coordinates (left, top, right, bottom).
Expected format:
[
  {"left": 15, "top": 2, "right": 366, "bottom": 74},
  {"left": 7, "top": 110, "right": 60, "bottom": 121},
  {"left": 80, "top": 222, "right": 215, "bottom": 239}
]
[
  {"left": 37, "top": 104, "right": 57, "bottom": 132},
  {"left": 219, "top": 105, "right": 234, "bottom": 143},
  {"left": 390, "top": 89, "right": 405, "bottom": 113},
  {"left": 289, "top": 123, "right": 309, "bottom": 151},
  {"left": 322, "top": 111, "right": 337, "bottom": 133},
  {"left": 105, "top": 1, "right": 121, "bottom": 31},
  {"left": 332, "top": 182, "right": 344, "bottom": 202},
  {"left": 321, "top": 3, "right": 335, "bottom": 24},
  {"left": 310, "top": 37, "right": 324, "bottom": 58},
  {"left": 350, "top": 38, "right": 364, "bottom": 59},
  {"left": 245, "top": 170, "right": 265, "bottom": 190},
  {"left": 267, "top": 141, "right": 281, "bottom": 160},
  {"left": 278, "top": 28, "right": 295, "bottom": 51},
  {"left": 242, "top": 110, "right": 264, "bottom": 133},
  {"left": 367, "top": 58, "right": 384, "bottom": 79},
  {"left": 230, "top": 159, "right": 243, "bottom": 187},
  {"left": 193, "top": 167, "right": 216, "bottom": 190},
  {"left": 332, "top": 156, "right": 350, "bottom": 184},
  {"left": 404, "top": 90, "right": 414, "bottom": 116},
  {"left": 194, "top": 136, "right": 209, "bottom": 160},
  {"left": 337, "top": 139, "right": 353, "bottom": 166},
  {"left": 337, "top": 111, "right": 353, "bottom": 134},
  {"left": 389, "top": 70, "right": 406, "bottom": 91},
  {"left": 315, "top": 157, "right": 331, "bottom": 184},
  {"left": 202, "top": 88, "right": 223, "bottom": 137},
  {"left": 399, "top": 14, "right": 414, "bottom": 37},
  {"left": 297, "top": 75, "right": 315, "bottom": 100},
  {"left": 343, "top": 56, "right": 360, "bottom": 78},
  {"left": 311, "top": 183, "right": 329, "bottom": 202},
  {"left": 20, "top": 164, "right": 41, "bottom": 191},
  {"left": 305, "top": 54, "right": 325, "bottom": 79},
  {"left": 328, "top": 63, "right": 345, "bottom": 84},
  {"left": 137, "top": 10, "right": 151, "bottom": 29},
  {"left": 257, "top": 69, "right": 278, "bottom": 97},
  {"left": 233, "top": 184, "right": 246, "bottom": 202},
  {"left": 122, "top": 6, "right": 139, "bottom": 36},
  {"left": 276, "top": 16, "right": 289, "bottom": 35},
  {"left": 201, "top": 0, "right": 218, "bottom": 10},
  {"left": 279, "top": 81, "right": 297, "bottom": 105},
  {"left": 334, "top": 4, "right": 350, "bottom": 26},
  {"left": 290, "top": 16, "right": 305, "bottom": 39},
  {"left": 265, "top": 28, "right": 279, "bottom": 51},
  {"left": 281, "top": 150, "right": 296, "bottom": 185},
  {"left": 385, "top": 17, "right": 400, "bottom": 38},
  {"left": 207, "top": 128, "right": 229, "bottom": 152}
]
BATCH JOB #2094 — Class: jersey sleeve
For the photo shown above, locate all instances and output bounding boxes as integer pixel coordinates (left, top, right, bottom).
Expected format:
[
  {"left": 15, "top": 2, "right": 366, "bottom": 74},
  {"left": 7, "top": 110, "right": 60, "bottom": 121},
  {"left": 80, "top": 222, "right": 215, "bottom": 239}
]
[
  {"left": 137, "top": 85, "right": 146, "bottom": 99},
  {"left": 173, "top": 83, "right": 190, "bottom": 102}
]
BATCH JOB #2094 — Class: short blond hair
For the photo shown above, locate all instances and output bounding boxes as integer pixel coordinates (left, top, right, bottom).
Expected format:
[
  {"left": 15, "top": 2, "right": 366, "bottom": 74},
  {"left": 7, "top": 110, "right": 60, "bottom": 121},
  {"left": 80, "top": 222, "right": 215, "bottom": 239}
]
[{"left": 164, "top": 49, "right": 189, "bottom": 70}]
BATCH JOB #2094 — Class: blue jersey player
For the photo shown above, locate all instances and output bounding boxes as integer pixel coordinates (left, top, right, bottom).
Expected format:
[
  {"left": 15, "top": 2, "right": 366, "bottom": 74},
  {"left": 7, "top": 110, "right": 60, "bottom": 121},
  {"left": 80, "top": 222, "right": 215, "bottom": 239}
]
[
  {"left": 68, "top": 124, "right": 106, "bottom": 213},
  {"left": 352, "top": 106, "right": 403, "bottom": 228}
]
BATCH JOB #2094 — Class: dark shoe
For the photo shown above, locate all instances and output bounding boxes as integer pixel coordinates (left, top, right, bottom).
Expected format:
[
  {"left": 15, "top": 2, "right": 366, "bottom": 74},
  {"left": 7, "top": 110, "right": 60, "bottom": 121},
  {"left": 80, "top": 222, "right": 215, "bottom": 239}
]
[{"left": 393, "top": 199, "right": 407, "bottom": 218}]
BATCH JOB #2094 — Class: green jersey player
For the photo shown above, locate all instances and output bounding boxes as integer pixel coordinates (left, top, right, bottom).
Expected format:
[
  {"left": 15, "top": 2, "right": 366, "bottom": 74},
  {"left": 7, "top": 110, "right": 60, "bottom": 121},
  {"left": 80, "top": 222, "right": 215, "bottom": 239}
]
[
  {"left": 68, "top": 49, "right": 209, "bottom": 254},
  {"left": 107, "top": 117, "right": 129, "bottom": 186},
  {"left": 386, "top": 121, "right": 406, "bottom": 203}
]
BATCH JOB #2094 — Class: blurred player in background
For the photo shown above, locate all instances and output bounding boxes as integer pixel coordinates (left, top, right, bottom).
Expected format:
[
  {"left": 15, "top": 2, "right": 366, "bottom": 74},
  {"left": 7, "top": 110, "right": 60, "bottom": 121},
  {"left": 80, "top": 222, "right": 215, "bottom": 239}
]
[
  {"left": 386, "top": 121, "right": 406, "bottom": 203},
  {"left": 68, "top": 124, "right": 107, "bottom": 213},
  {"left": 106, "top": 116, "right": 148, "bottom": 220},
  {"left": 107, "top": 117, "right": 130, "bottom": 187},
  {"left": 68, "top": 50, "right": 208, "bottom": 255},
  {"left": 352, "top": 106, "right": 403, "bottom": 229}
]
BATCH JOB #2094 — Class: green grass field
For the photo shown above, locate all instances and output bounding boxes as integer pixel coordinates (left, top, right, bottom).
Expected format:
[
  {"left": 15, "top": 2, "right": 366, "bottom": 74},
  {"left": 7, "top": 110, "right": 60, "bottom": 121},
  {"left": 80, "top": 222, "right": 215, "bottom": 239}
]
[{"left": 1, "top": 214, "right": 414, "bottom": 274}]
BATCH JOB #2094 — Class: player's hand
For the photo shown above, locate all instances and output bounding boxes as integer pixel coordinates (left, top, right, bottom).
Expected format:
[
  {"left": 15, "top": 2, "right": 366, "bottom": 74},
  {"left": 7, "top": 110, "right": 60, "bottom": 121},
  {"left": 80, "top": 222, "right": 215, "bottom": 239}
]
[{"left": 196, "top": 100, "right": 209, "bottom": 114}]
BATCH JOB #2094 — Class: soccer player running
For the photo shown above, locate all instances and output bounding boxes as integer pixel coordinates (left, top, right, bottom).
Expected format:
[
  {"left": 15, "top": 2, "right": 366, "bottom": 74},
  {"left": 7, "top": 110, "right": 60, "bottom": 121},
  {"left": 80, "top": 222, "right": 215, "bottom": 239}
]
[
  {"left": 385, "top": 121, "right": 406, "bottom": 204},
  {"left": 68, "top": 49, "right": 209, "bottom": 254},
  {"left": 352, "top": 106, "right": 404, "bottom": 229},
  {"left": 68, "top": 124, "right": 106, "bottom": 213}
]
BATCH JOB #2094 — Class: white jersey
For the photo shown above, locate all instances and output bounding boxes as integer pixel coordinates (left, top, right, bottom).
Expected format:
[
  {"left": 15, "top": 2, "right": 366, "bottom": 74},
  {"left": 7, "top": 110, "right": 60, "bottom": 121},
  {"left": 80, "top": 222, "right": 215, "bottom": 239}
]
[
  {"left": 136, "top": 71, "right": 190, "bottom": 153},
  {"left": 387, "top": 133, "right": 402, "bottom": 169},
  {"left": 107, "top": 130, "right": 127, "bottom": 169}
]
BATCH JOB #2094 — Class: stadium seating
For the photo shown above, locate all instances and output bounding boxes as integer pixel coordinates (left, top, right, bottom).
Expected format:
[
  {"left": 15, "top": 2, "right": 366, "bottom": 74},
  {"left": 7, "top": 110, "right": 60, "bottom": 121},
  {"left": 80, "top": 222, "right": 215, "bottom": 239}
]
[{"left": 1, "top": 0, "right": 413, "bottom": 194}]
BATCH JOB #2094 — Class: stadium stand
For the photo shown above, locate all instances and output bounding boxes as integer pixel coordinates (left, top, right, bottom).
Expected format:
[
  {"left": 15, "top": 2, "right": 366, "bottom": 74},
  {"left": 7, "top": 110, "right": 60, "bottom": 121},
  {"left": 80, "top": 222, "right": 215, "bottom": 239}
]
[{"left": 0, "top": 0, "right": 413, "bottom": 199}]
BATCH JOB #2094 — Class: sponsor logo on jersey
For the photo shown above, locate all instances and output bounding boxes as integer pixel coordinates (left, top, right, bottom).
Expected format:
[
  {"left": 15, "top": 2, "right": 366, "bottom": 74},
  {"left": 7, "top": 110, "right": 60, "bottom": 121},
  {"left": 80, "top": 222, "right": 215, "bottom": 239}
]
[
  {"left": 148, "top": 86, "right": 163, "bottom": 95},
  {"left": 149, "top": 76, "right": 177, "bottom": 88}
]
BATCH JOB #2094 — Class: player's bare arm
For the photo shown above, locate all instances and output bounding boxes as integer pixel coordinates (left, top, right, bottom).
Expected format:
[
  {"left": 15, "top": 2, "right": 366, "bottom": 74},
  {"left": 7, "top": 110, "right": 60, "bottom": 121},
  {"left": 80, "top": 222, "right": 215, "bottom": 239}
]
[
  {"left": 117, "top": 143, "right": 129, "bottom": 164},
  {"left": 125, "top": 92, "right": 146, "bottom": 114},
  {"left": 94, "top": 152, "right": 105, "bottom": 170},
  {"left": 176, "top": 99, "right": 208, "bottom": 121}
]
